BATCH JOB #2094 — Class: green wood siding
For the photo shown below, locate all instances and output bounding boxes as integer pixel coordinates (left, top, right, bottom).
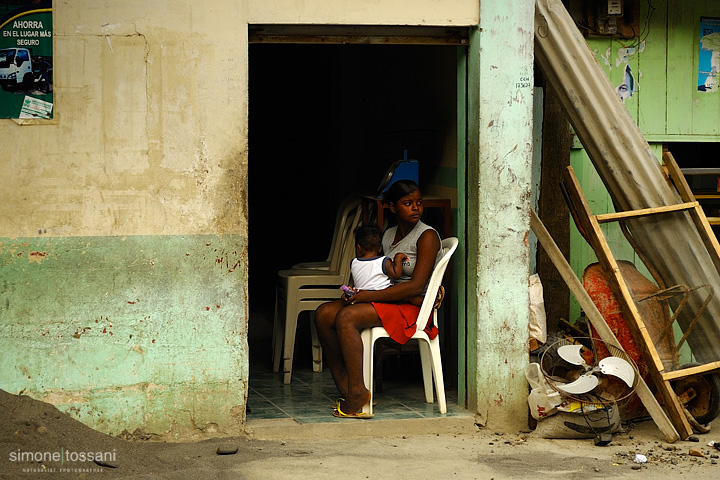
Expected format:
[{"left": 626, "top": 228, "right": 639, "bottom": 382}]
[
  {"left": 667, "top": 0, "right": 720, "bottom": 136},
  {"left": 572, "top": 0, "right": 720, "bottom": 141},
  {"left": 568, "top": 1, "right": 715, "bottom": 365}
]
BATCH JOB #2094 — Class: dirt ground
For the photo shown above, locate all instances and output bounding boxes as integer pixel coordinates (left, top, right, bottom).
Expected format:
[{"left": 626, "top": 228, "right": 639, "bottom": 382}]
[{"left": 2, "top": 388, "right": 720, "bottom": 480}]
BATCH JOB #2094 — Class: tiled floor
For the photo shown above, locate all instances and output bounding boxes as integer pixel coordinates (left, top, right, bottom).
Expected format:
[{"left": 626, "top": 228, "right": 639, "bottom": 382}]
[{"left": 247, "top": 360, "right": 468, "bottom": 424}]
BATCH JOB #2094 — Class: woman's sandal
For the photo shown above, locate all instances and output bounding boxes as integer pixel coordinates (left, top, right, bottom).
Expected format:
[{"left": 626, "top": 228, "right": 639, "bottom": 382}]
[
  {"left": 335, "top": 397, "right": 377, "bottom": 408},
  {"left": 433, "top": 285, "right": 445, "bottom": 310},
  {"left": 332, "top": 402, "right": 374, "bottom": 419}
]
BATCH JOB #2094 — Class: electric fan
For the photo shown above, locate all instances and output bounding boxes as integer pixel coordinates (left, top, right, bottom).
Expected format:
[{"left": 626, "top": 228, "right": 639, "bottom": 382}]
[{"left": 540, "top": 337, "right": 639, "bottom": 404}]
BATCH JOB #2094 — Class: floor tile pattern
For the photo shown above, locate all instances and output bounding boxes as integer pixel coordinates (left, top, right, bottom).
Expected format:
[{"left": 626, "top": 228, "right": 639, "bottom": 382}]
[{"left": 248, "top": 363, "right": 467, "bottom": 424}]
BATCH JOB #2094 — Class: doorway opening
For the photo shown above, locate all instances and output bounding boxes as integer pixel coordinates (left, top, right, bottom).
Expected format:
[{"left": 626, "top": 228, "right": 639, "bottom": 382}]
[
  {"left": 666, "top": 142, "right": 720, "bottom": 238},
  {"left": 248, "top": 35, "right": 465, "bottom": 422}
]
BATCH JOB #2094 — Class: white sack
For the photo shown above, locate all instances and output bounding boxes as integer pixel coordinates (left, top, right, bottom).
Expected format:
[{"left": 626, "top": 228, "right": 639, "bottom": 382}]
[
  {"left": 529, "top": 273, "right": 547, "bottom": 344},
  {"left": 525, "top": 362, "right": 563, "bottom": 420}
]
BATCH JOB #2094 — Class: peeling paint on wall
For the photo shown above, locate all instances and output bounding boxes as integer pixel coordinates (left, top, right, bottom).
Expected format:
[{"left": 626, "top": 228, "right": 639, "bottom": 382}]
[
  {"left": 0, "top": 234, "right": 248, "bottom": 436},
  {"left": 28, "top": 251, "right": 47, "bottom": 263},
  {"left": 468, "top": 0, "right": 535, "bottom": 431}
]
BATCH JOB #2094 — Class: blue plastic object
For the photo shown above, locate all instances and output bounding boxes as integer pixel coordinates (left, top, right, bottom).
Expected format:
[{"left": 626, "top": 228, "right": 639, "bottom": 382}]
[{"left": 377, "top": 156, "right": 419, "bottom": 195}]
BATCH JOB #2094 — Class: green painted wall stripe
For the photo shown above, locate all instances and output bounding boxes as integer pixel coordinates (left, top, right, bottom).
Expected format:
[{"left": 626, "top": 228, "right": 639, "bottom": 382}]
[{"left": 0, "top": 234, "right": 248, "bottom": 435}]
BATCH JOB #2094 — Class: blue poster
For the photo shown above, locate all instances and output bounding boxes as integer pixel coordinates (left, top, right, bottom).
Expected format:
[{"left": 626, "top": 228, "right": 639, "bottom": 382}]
[
  {"left": 698, "top": 17, "right": 720, "bottom": 92},
  {"left": 0, "top": 2, "right": 52, "bottom": 118}
]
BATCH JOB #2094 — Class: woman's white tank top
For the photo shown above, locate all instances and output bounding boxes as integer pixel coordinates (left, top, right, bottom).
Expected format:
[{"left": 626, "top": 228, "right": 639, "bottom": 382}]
[{"left": 382, "top": 221, "right": 441, "bottom": 293}]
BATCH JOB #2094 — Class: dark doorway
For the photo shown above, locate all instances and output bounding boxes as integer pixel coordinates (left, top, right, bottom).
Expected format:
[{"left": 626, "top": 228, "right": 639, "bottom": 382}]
[
  {"left": 666, "top": 142, "right": 720, "bottom": 237},
  {"left": 248, "top": 42, "right": 459, "bottom": 394}
]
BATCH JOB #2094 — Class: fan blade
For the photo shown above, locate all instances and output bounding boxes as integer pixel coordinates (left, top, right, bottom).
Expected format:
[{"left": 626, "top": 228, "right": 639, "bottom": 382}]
[
  {"left": 557, "top": 344, "right": 587, "bottom": 366},
  {"left": 555, "top": 374, "right": 599, "bottom": 394},
  {"left": 599, "top": 356, "right": 635, "bottom": 388}
]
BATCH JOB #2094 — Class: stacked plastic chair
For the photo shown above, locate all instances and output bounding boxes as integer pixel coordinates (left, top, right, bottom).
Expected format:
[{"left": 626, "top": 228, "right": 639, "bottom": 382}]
[{"left": 272, "top": 199, "right": 362, "bottom": 384}]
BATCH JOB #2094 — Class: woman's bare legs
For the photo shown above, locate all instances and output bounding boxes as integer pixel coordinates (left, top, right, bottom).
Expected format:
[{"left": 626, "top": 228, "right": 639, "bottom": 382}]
[
  {"left": 334, "top": 303, "right": 381, "bottom": 413},
  {"left": 315, "top": 301, "right": 382, "bottom": 413},
  {"left": 314, "top": 300, "right": 348, "bottom": 397}
]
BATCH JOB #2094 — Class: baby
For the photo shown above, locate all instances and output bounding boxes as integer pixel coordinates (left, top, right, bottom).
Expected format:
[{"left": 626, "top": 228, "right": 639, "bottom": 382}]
[{"left": 342, "top": 223, "right": 407, "bottom": 298}]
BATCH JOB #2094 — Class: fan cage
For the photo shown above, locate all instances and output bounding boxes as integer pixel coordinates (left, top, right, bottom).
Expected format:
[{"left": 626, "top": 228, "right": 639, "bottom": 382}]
[{"left": 539, "top": 336, "right": 640, "bottom": 405}]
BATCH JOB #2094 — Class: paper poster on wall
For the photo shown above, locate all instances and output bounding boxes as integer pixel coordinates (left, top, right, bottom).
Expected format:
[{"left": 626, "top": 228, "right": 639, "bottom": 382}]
[
  {"left": 698, "top": 17, "right": 720, "bottom": 93},
  {"left": 0, "top": 1, "right": 52, "bottom": 118}
]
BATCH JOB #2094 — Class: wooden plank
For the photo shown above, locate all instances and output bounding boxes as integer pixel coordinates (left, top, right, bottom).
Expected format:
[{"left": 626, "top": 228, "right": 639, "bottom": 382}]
[
  {"left": 664, "top": 151, "right": 720, "bottom": 274},
  {"left": 249, "top": 34, "right": 468, "bottom": 45},
  {"left": 688, "top": 205, "right": 720, "bottom": 273},
  {"left": 562, "top": 166, "right": 694, "bottom": 439},
  {"left": 595, "top": 202, "right": 698, "bottom": 223},
  {"left": 663, "top": 151, "right": 696, "bottom": 203},
  {"left": 248, "top": 26, "right": 469, "bottom": 45},
  {"left": 530, "top": 208, "right": 680, "bottom": 443},
  {"left": 681, "top": 168, "right": 720, "bottom": 175},
  {"left": 567, "top": 149, "right": 613, "bottom": 289},
  {"left": 563, "top": 168, "right": 666, "bottom": 373},
  {"left": 662, "top": 361, "right": 720, "bottom": 382}
]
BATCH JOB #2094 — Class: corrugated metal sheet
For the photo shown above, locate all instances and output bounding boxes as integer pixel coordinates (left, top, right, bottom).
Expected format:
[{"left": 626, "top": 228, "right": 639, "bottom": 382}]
[{"left": 534, "top": 0, "right": 720, "bottom": 365}]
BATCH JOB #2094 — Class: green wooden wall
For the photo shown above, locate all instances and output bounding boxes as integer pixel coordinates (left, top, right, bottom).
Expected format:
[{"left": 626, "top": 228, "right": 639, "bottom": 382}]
[
  {"left": 666, "top": 0, "right": 720, "bottom": 137},
  {"left": 568, "top": 0, "right": 720, "bottom": 362}
]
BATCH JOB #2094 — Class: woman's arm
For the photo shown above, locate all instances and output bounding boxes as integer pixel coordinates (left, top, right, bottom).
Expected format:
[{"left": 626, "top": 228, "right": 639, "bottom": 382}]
[{"left": 351, "top": 229, "right": 440, "bottom": 304}]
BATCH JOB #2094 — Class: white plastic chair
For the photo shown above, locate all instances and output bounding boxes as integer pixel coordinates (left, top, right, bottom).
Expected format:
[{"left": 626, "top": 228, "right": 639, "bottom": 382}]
[
  {"left": 291, "top": 196, "right": 361, "bottom": 271},
  {"left": 297, "top": 298, "right": 332, "bottom": 374},
  {"left": 272, "top": 205, "right": 362, "bottom": 384},
  {"left": 360, "top": 236, "right": 458, "bottom": 415},
  {"left": 271, "top": 197, "right": 360, "bottom": 379}
]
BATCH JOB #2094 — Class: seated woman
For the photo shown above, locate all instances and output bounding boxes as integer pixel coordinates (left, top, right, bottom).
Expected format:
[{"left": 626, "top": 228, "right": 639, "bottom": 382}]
[{"left": 314, "top": 180, "right": 441, "bottom": 417}]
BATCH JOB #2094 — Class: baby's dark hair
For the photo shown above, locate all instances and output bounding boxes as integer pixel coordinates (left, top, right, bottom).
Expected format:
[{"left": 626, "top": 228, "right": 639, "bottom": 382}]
[
  {"left": 354, "top": 223, "right": 384, "bottom": 253},
  {"left": 382, "top": 179, "right": 420, "bottom": 205}
]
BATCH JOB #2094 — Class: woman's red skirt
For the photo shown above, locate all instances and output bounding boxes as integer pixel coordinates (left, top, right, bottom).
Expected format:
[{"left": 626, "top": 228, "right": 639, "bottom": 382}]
[{"left": 371, "top": 302, "right": 437, "bottom": 345}]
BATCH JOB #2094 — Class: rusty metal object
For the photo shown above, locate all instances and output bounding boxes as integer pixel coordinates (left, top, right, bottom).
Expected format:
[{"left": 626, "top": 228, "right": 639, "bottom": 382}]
[
  {"left": 583, "top": 262, "right": 676, "bottom": 377},
  {"left": 582, "top": 260, "right": 720, "bottom": 424}
]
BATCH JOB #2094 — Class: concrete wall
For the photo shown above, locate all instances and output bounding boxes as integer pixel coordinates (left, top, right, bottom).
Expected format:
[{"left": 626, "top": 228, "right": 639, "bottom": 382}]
[
  {"left": 0, "top": 1, "right": 250, "bottom": 438},
  {"left": 466, "top": 1, "right": 535, "bottom": 430},
  {"left": 0, "top": 0, "right": 506, "bottom": 437},
  {"left": 246, "top": 0, "right": 479, "bottom": 25},
  {"left": 1, "top": 0, "right": 541, "bottom": 436}
]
